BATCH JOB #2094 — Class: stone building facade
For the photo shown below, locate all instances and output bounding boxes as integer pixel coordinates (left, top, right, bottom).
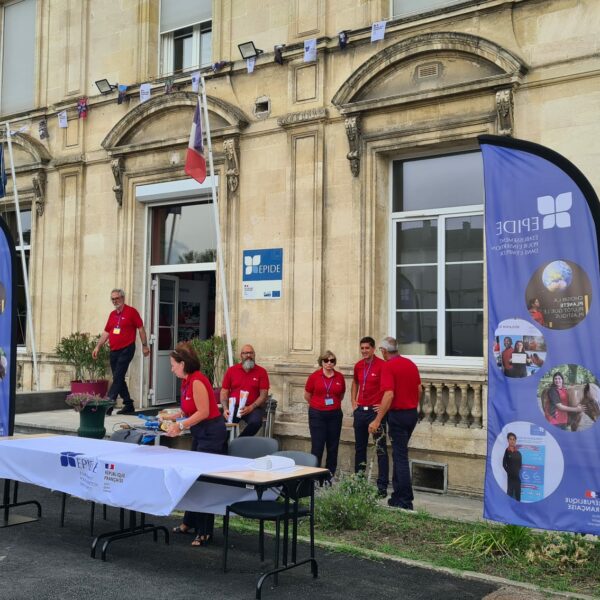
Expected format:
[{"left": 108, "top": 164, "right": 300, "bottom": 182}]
[{"left": 2, "top": 0, "right": 599, "bottom": 494}]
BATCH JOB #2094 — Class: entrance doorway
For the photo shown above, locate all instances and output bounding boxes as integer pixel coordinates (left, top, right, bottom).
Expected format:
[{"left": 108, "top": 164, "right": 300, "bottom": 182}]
[
  {"left": 150, "top": 271, "right": 216, "bottom": 405},
  {"left": 145, "top": 195, "right": 218, "bottom": 406}
]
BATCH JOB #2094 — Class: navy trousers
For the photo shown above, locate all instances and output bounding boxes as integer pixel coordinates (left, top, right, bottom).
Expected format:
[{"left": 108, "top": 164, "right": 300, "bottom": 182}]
[
  {"left": 387, "top": 409, "right": 418, "bottom": 509},
  {"left": 108, "top": 343, "right": 135, "bottom": 407},
  {"left": 183, "top": 416, "right": 227, "bottom": 535},
  {"left": 309, "top": 408, "right": 343, "bottom": 476},
  {"left": 353, "top": 407, "right": 389, "bottom": 492},
  {"left": 507, "top": 477, "right": 521, "bottom": 501},
  {"left": 234, "top": 405, "right": 265, "bottom": 437}
]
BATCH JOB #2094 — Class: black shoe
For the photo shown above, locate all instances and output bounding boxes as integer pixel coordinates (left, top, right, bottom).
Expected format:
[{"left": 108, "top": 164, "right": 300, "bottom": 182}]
[
  {"left": 116, "top": 406, "right": 136, "bottom": 415},
  {"left": 106, "top": 406, "right": 113, "bottom": 416},
  {"left": 377, "top": 489, "right": 388, "bottom": 499},
  {"left": 388, "top": 499, "right": 413, "bottom": 510}
]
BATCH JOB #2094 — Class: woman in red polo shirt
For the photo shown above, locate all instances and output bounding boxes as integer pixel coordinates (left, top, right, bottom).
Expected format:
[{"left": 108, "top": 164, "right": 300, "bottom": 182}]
[
  {"left": 304, "top": 350, "right": 346, "bottom": 479},
  {"left": 162, "top": 342, "right": 227, "bottom": 547}
]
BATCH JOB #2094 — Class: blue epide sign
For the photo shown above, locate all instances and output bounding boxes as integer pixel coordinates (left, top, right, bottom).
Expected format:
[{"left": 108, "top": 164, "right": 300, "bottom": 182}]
[
  {"left": 0, "top": 214, "right": 16, "bottom": 437},
  {"left": 481, "top": 135, "right": 600, "bottom": 534},
  {"left": 242, "top": 248, "right": 283, "bottom": 300}
]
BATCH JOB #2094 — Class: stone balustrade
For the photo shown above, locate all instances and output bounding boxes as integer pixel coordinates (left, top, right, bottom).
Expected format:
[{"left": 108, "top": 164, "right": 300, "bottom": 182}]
[{"left": 418, "top": 379, "right": 486, "bottom": 429}]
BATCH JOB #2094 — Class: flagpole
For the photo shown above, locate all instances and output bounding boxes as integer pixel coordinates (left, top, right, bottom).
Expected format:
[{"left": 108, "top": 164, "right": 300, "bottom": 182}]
[
  {"left": 4, "top": 123, "right": 40, "bottom": 390},
  {"left": 199, "top": 76, "right": 234, "bottom": 368}
]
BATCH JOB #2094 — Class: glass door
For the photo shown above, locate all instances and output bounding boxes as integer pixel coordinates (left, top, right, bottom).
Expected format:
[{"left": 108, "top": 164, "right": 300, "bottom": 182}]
[{"left": 151, "top": 274, "right": 179, "bottom": 405}]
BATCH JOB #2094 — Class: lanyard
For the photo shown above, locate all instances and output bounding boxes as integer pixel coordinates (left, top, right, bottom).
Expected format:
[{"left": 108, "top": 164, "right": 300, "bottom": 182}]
[
  {"left": 361, "top": 359, "right": 373, "bottom": 400},
  {"left": 322, "top": 374, "right": 335, "bottom": 397}
]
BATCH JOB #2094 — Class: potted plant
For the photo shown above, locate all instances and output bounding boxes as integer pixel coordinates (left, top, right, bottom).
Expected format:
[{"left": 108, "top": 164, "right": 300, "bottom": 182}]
[
  {"left": 55, "top": 332, "right": 111, "bottom": 397},
  {"left": 65, "top": 392, "right": 113, "bottom": 439},
  {"left": 189, "top": 335, "right": 237, "bottom": 402}
]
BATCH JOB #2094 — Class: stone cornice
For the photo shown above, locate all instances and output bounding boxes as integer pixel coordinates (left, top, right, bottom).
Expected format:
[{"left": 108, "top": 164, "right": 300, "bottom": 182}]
[{"left": 277, "top": 108, "right": 328, "bottom": 128}]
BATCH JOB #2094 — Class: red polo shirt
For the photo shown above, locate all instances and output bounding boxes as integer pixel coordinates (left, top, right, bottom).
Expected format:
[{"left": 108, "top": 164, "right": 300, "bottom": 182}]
[
  {"left": 221, "top": 363, "right": 270, "bottom": 406},
  {"left": 103, "top": 304, "right": 143, "bottom": 351},
  {"left": 353, "top": 356, "right": 385, "bottom": 406},
  {"left": 305, "top": 369, "right": 346, "bottom": 411},
  {"left": 380, "top": 355, "right": 421, "bottom": 410},
  {"left": 180, "top": 371, "right": 221, "bottom": 420}
]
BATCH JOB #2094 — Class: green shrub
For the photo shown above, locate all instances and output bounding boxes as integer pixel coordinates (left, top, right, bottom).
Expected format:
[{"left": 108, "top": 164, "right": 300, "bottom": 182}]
[
  {"left": 188, "top": 335, "right": 236, "bottom": 386},
  {"left": 314, "top": 472, "right": 379, "bottom": 531},
  {"left": 449, "top": 524, "right": 533, "bottom": 559},
  {"left": 55, "top": 332, "right": 110, "bottom": 381}
]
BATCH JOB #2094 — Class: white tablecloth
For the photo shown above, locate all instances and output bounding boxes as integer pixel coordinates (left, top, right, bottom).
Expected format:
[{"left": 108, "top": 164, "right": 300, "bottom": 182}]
[{"left": 0, "top": 436, "right": 272, "bottom": 516}]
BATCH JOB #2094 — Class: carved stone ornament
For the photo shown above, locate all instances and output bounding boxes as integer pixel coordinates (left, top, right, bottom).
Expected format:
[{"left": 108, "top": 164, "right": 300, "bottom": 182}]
[
  {"left": 345, "top": 116, "right": 361, "bottom": 177},
  {"left": 32, "top": 171, "right": 47, "bottom": 216},
  {"left": 223, "top": 138, "right": 239, "bottom": 194},
  {"left": 277, "top": 107, "right": 328, "bottom": 128},
  {"left": 111, "top": 157, "right": 124, "bottom": 206},
  {"left": 496, "top": 89, "right": 513, "bottom": 136}
]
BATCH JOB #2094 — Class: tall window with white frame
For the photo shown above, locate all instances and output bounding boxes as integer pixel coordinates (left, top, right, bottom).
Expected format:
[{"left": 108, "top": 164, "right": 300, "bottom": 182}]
[
  {"left": 0, "top": 0, "right": 36, "bottom": 115},
  {"left": 392, "top": 0, "right": 467, "bottom": 19},
  {"left": 1, "top": 209, "right": 31, "bottom": 346},
  {"left": 160, "top": 0, "right": 212, "bottom": 76},
  {"left": 391, "top": 152, "right": 484, "bottom": 364}
]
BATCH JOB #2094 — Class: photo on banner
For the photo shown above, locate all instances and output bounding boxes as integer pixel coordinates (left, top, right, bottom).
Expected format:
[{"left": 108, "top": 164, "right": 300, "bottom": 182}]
[
  {"left": 537, "top": 364, "right": 600, "bottom": 433},
  {"left": 492, "top": 318, "right": 546, "bottom": 379},
  {"left": 481, "top": 134, "right": 600, "bottom": 535},
  {"left": 525, "top": 259, "right": 592, "bottom": 330}
]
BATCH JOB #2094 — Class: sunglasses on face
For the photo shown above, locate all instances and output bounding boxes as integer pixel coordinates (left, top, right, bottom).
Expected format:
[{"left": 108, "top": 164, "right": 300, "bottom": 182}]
[{"left": 323, "top": 358, "right": 336, "bottom": 364}]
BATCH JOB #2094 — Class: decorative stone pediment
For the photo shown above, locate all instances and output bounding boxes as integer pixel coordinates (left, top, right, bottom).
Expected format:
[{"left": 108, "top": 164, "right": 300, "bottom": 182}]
[
  {"left": 101, "top": 92, "right": 249, "bottom": 155},
  {"left": 332, "top": 32, "right": 527, "bottom": 114},
  {"left": 0, "top": 132, "right": 51, "bottom": 171}
]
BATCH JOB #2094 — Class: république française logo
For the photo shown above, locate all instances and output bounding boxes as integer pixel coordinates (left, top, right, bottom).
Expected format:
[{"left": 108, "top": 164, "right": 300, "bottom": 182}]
[{"left": 494, "top": 192, "right": 572, "bottom": 235}]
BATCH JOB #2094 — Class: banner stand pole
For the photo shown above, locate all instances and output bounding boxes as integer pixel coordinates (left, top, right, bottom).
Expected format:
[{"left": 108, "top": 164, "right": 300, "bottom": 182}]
[
  {"left": 5, "top": 123, "right": 40, "bottom": 391},
  {"left": 199, "top": 77, "right": 234, "bottom": 368}
]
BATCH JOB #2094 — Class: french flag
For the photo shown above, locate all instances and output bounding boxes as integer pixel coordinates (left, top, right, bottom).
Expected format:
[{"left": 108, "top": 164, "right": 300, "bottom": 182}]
[{"left": 184, "top": 99, "right": 207, "bottom": 184}]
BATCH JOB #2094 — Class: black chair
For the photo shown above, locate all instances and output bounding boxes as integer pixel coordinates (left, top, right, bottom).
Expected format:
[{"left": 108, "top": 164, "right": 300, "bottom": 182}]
[
  {"left": 227, "top": 436, "right": 279, "bottom": 458},
  {"left": 222, "top": 449, "right": 318, "bottom": 579}
]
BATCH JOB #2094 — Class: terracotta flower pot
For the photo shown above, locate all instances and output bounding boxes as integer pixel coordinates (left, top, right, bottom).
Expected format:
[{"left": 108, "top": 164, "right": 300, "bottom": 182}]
[{"left": 71, "top": 380, "right": 109, "bottom": 397}]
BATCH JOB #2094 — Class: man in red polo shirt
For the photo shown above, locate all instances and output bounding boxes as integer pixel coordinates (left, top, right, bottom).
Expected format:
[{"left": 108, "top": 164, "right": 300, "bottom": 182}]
[
  {"left": 351, "top": 336, "right": 388, "bottom": 498},
  {"left": 220, "top": 344, "right": 270, "bottom": 437},
  {"left": 92, "top": 288, "right": 150, "bottom": 415},
  {"left": 369, "top": 336, "right": 421, "bottom": 510}
]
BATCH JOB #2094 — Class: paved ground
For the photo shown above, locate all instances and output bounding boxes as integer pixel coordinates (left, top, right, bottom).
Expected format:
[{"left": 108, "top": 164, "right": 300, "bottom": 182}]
[{"left": 0, "top": 485, "right": 500, "bottom": 600}]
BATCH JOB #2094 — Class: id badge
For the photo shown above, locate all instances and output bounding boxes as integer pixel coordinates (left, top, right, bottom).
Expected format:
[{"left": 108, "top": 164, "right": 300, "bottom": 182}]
[
  {"left": 325, "top": 397, "right": 334, "bottom": 406},
  {"left": 113, "top": 327, "right": 121, "bottom": 334}
]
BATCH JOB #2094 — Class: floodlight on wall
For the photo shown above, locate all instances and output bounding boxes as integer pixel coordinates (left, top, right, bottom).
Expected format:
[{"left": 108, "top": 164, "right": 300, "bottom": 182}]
[
  {"left": 238, "top": 41, "right": 263, "bottom": 60},
  {"left": 95, "top": 79, "right": 117, "bottom": 94}
]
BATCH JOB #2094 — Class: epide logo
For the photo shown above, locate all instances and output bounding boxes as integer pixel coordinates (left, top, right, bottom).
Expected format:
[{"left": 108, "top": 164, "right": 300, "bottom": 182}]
[
  {"left": 245, "top": 254, "right": 281, "bottom": 276},
  {"left": 245, "top": 254, "right": 261, "bottom": 275},
  {"left": 538, "top": 192, "right": 572, "bottom": 229},
  {"left": 495, "top": 192, "right": 572, "bottom": 235},
  {"left": 60, "top": 451, "right": 83, "bottom": 467},
  {"left": 59, "top": 451, "right": 98, "bottom": 472}
]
